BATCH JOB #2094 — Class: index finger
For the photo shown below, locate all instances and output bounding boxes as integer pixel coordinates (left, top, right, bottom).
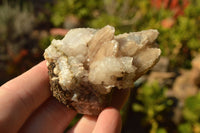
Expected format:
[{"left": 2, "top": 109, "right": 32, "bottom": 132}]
[{"left": 0, "top": 61, "right": 51, "bottom": 132}]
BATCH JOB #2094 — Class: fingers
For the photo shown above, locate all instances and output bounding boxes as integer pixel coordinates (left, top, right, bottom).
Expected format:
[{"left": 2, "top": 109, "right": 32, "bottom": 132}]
[
  {"left": 92, "top": 108, "right": 122, "bottom": 133},
  {"left": 67, "top": 115, "right": 97, "bottom": 133},
  {"left": 0, "top": 61, "right": 50, "bottom": 132},
  {"left": 68, "top": 108, "right": 122, "bottom": 133},
  {"left": 20, "top": 97, "right": 77, "bottom": 133},
  {"left": 0, "top": 59, "right": 129, "bottom": 133}
]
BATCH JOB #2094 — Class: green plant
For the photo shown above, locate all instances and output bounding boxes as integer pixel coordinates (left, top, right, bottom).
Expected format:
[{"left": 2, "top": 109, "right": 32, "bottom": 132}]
[
  {"left": 132, "top": 82, "right": 173, "bottom": 133},
  {"left": 50, "top": 0, "right": 103, "bottom": 27},
  {"left": 50, "top": 0, "right": 138, "bottom": 33},
  {"left": 179, "top": 92, "right": 200, "bottom": 133}
]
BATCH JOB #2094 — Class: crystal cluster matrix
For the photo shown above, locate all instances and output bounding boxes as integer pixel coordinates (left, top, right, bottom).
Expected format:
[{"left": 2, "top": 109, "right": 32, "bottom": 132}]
[{"left": 44, "top": 25, "right": 161, "bottom": 115}]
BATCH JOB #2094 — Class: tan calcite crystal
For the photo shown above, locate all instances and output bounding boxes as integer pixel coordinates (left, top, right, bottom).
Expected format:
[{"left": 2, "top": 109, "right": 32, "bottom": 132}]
[{"left": 44, "top": 25, "right": 161, "bottom": 115}]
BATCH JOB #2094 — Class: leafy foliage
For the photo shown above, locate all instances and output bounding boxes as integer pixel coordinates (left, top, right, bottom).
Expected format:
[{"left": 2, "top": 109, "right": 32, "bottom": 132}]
[
  {"left": 132, "top": 82, "right": 173, "bottom": 133},
  {"left": 183, "top": 93, "right": 200, "bottom": 122},
  {"left": 50, "top": 0, "right": 103, "bottom": 27},
  {"left": 178, "top": 92, "right": 200, "bottom": 133}
]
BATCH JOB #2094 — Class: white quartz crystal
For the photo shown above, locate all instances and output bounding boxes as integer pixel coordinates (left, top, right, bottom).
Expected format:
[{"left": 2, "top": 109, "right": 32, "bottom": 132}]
[{"left": 44, "top": 25, "right": 161, "bottom": 94}]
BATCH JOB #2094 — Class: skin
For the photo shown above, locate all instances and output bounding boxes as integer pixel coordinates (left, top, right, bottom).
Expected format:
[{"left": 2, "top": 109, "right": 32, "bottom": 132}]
[{"left": 0, "top": 61, "right": 130, "bottom": 133}]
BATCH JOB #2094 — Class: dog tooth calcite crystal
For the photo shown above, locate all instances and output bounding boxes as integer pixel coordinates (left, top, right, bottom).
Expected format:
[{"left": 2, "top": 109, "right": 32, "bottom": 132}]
[{"left": 44, "top": 25, "right": 161, "bottom": 115}]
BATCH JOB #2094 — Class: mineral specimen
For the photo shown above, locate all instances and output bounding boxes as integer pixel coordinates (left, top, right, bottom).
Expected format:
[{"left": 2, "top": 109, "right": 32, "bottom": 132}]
[{"left": 44, "top": 25, "right": 161, "bottom": 115}]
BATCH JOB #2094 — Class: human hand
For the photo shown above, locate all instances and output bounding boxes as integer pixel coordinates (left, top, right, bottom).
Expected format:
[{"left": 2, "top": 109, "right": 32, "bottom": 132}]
[{"left": 0, "top": 61, "right": 130, "bottom": 133}]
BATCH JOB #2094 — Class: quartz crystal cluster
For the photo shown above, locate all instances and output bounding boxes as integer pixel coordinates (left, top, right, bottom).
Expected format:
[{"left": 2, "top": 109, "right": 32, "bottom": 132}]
[{"left": 44, "top": 25, "right": 161, "bottom": 115}]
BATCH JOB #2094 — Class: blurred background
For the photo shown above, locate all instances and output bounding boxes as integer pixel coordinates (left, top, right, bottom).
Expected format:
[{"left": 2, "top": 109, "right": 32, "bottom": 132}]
[{"left": 0, "top": 0, "right": 200, "bottom": 132}]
